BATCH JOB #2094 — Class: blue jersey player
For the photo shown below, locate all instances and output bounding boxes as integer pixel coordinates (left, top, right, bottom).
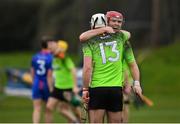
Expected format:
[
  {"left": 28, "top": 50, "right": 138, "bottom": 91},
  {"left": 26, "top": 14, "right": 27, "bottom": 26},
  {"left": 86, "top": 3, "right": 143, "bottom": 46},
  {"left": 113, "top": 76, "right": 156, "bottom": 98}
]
[{"left": 31, "top": 37, "right": 54, "bottom": 123}]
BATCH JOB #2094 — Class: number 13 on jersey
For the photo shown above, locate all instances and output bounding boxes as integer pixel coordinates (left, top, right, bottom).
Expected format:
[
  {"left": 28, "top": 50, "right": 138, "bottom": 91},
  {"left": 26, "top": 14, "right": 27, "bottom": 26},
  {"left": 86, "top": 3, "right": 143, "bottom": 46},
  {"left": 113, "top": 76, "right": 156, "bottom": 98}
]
[{"left": 99, "top": 41, "right": 120, "bottom": 64}]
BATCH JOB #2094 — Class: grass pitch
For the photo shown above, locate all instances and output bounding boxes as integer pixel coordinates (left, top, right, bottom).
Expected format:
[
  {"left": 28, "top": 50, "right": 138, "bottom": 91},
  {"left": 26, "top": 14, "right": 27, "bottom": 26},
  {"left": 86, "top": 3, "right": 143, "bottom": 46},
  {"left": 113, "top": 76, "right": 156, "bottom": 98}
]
[{"left": 0, "top": 42, "right": 180, "bottom": 122}]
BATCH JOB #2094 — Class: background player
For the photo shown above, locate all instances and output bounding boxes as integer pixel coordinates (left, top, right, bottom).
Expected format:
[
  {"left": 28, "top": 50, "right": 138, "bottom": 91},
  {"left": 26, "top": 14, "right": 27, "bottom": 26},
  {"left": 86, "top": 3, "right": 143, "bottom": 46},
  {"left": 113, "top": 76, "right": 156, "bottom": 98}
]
[
  {"left": 45, "top": 40, "right": 81, "bottom": 123},
  {"left": 31, "top": 38, "right": 53, "bottom": 123}
]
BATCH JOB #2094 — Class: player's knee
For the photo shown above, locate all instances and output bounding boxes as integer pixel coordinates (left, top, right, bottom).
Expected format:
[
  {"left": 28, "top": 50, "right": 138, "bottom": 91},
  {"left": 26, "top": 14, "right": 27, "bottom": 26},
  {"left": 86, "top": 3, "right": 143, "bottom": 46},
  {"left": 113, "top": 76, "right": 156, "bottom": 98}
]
[
  {"left": 46, "top": 103, "right": 54, "bottom": 111},
  {"left": 109, "top": 118, "right": 122, "bottom": 123},
  {"left": 90, "top": 117, "right": 103, "bottom": 123},
  {"left": 34, "top": 105, "right": 41, "bottom": 112}
]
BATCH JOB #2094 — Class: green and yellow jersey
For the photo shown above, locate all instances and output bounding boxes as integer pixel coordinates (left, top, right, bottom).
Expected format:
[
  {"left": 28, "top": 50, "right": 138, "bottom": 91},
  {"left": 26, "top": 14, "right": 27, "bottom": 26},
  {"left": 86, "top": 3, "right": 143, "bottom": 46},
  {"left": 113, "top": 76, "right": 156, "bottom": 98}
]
[
  {"left": 52, "top": 56, "right": 75, "bottom": 89},
  {"left": 82, "top": 32, "right": 135, "bottom": 88}
]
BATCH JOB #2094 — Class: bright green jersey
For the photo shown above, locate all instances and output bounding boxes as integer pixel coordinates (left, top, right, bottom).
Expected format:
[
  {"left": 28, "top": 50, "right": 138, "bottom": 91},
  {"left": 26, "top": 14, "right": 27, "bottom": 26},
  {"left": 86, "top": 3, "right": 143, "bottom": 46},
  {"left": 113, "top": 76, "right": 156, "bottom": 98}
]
[
  {"left": 52, "top": 56, "right": 75, "bottom": 89},
  {"left": 82, "top": 32, "right": 135, "bottom": 88}
]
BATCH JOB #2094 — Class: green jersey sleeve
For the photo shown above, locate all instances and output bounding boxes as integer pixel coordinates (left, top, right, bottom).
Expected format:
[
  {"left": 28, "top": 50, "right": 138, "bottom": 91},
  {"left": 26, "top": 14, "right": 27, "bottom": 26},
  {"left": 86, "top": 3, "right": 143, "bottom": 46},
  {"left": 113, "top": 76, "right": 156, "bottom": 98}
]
[
  {"left": 122, "top": 60, "right": 133, "bottom": 84},
  {"left": 66, "top": 57, "right": 75, "bottom": 69},
  {"left": 121, "top": 31, "right": 135, "bottom": 63},
  {"left": 82, "top": 42, "right": 92, "bottom": 57},
  {"left": 122, "top": 59, "right": 128, "bottom": 71},
  {"left": 124, "top": 41, "right": 135, "bottom": 63}
]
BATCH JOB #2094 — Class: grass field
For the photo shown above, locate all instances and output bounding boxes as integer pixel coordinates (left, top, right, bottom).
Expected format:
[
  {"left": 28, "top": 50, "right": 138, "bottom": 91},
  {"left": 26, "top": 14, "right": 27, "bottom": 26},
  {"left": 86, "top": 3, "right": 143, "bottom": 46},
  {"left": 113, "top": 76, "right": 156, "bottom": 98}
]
[
  {"left": 0, "top": 42, "right": 180, "bottom": 122},
  {"left": 129, "top": 42, "right": 180, "bottom": 122},
  {"left": 0, "top": 96, "right": 67, "bottom": 123}
]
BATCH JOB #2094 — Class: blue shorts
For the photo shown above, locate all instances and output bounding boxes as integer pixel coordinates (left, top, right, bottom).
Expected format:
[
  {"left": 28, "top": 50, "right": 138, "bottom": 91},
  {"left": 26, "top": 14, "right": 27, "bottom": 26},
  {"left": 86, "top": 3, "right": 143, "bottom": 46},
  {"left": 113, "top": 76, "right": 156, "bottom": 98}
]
[{"left": 32, "top": 79, "right": 50, "bottom": 101}]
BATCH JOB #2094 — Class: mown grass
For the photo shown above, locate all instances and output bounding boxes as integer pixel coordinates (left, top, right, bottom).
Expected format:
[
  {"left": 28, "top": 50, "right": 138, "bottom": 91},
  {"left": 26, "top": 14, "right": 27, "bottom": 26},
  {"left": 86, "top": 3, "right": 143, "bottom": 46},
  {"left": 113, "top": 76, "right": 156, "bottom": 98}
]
[
  {"left": 0, "top": 96, "right": 66, "bottom": 123},
  {"left": 0, "top": 42, "right": 180, "bottom": 122},
  {"left": 0, "top": 51, "right": 74, "bottom": 123},
  {"left": 129, "top": 42, "right": 180, "bottom": 122}
]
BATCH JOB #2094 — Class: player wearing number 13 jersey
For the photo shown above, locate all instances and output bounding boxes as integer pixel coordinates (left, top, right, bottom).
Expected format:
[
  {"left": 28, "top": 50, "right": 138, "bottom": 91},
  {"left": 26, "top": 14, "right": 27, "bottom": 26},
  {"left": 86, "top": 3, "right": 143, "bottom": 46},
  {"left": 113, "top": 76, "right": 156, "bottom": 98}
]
[
  {"left": 82, "top": 31, "right": 135, "bottom": 114},
  {"left": 81, "top": 13, "right": 141, "bottom": 123},
  {"left": 82, "top": 32, "right": 135, "bottom": 88},
  {"left": 82, "top": 32, "right": 135, "bottom": 123}
]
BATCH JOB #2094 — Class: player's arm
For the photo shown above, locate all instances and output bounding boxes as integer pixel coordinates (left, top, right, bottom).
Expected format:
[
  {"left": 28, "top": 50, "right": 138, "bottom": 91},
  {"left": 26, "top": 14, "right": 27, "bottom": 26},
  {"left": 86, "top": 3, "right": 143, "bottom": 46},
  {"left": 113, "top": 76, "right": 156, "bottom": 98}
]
[
  {"left": 82, "top": 56, "right": 92, "bottom": 104},
  {"left": 83, "top": 56, "right": 92, "bottom": 88},
  {"left": 79, "top": 26, "right": 114, "bottom": 42},
  {"left": 71, "top": 67, "right": 79, "bottom": 94},
  {"left": 30, "top": 67, "right": 35, "bottom": 80},
  {"left": 82, "top": 42, "right": 92, "bottom": 104},
  {"left": 122, "top": 31, "right": 136, "bottom": 78},
  {"left": 123, "top": 69, "right": 131, "bottom": 94},
  {"left": 46, "top": 56, "right": 54, "bottom": 92},
  {"left": 128, "top": 62, "right": 142, "bottom": 95},
  {"left": 30, "top": 57, "right": 35, "bottom": 80},
  {"left": 124, "top": 41, "right": 142, "bottom": 95},
  {"left": 66, "top": 57, "right": 79, "bottom": 94},
  {"left": 128, "top": 61, "right": 140, "bottom": 83},
  {"left": 47, "top": 69, "right": 53, "bottom": 92}
]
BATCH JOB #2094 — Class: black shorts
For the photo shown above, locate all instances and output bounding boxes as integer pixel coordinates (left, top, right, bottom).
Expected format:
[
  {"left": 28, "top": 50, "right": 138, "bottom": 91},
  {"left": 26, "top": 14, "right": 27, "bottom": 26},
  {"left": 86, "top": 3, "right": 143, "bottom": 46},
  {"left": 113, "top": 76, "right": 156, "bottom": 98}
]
[
  {"left": 50, "top": 87, "right": 72, "bottom": 102},
  {"left": 88, "top": 87, "right": 123, "bottom": 112}
]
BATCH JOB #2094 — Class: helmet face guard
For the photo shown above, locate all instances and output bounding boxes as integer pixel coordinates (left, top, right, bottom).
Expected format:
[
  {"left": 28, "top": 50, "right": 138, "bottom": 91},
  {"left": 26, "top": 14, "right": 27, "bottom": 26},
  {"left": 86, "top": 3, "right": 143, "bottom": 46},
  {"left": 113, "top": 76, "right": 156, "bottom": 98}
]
[{"left": 90, "top": 13, "right": 107, "bottom": 29}]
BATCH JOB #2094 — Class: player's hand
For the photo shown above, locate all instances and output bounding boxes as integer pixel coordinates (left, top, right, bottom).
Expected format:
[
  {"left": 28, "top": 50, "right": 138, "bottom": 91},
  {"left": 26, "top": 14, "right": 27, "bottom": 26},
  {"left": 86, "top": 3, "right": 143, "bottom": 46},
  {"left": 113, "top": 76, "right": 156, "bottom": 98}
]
[
  {"left": 132, "top": 81, "right": 142, "bottom": 95},
  {"left": 82, "top": 89, "right": 89, "bottom": 104},
  {"left": 73, "top": 86, "right": 80, "bottom": 95},
  {"left": 49, "top": 86, "right": 53, "bottom": 93},
  {"left": 123, "top": 84, "right": 131, "bottom": 95},
  {"left": 103, "top": 26, "right": 115, "bottom": 33}
]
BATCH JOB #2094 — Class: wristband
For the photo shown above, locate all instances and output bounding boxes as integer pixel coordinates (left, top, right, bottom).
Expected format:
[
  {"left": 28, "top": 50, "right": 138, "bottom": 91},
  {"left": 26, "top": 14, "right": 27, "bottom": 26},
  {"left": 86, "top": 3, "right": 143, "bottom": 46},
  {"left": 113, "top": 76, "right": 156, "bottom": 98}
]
[{"left": 133, "top": 80, "right": 140, "bottom": 86}]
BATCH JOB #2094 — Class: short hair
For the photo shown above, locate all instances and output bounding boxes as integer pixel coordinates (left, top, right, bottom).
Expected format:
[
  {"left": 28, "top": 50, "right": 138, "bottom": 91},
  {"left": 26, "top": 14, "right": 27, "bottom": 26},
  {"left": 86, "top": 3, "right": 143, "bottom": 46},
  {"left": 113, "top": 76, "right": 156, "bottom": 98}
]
[{"left": 40, "top": 36, "right": 56, "bottom": 49}]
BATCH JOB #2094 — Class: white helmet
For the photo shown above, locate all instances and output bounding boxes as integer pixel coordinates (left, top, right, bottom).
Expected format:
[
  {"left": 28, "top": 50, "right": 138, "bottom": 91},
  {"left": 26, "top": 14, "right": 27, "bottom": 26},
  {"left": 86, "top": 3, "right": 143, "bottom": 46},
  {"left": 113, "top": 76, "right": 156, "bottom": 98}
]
[{"left": 90, "top": 13, "right": 107, "bottom": 29}]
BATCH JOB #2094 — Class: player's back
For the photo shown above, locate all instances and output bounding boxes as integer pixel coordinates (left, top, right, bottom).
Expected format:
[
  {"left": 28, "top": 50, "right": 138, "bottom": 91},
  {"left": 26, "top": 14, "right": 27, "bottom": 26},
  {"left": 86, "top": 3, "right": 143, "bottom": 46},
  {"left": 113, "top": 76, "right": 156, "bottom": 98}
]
[
  {"left": 84, "top": 32, "right": 127, "bottom": 88},
  {"left": 31, "top": 50, "right": 53, "bottom": 80},
  {"left": 52, "top": 56, "right": 74, "bottom": 89}
]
